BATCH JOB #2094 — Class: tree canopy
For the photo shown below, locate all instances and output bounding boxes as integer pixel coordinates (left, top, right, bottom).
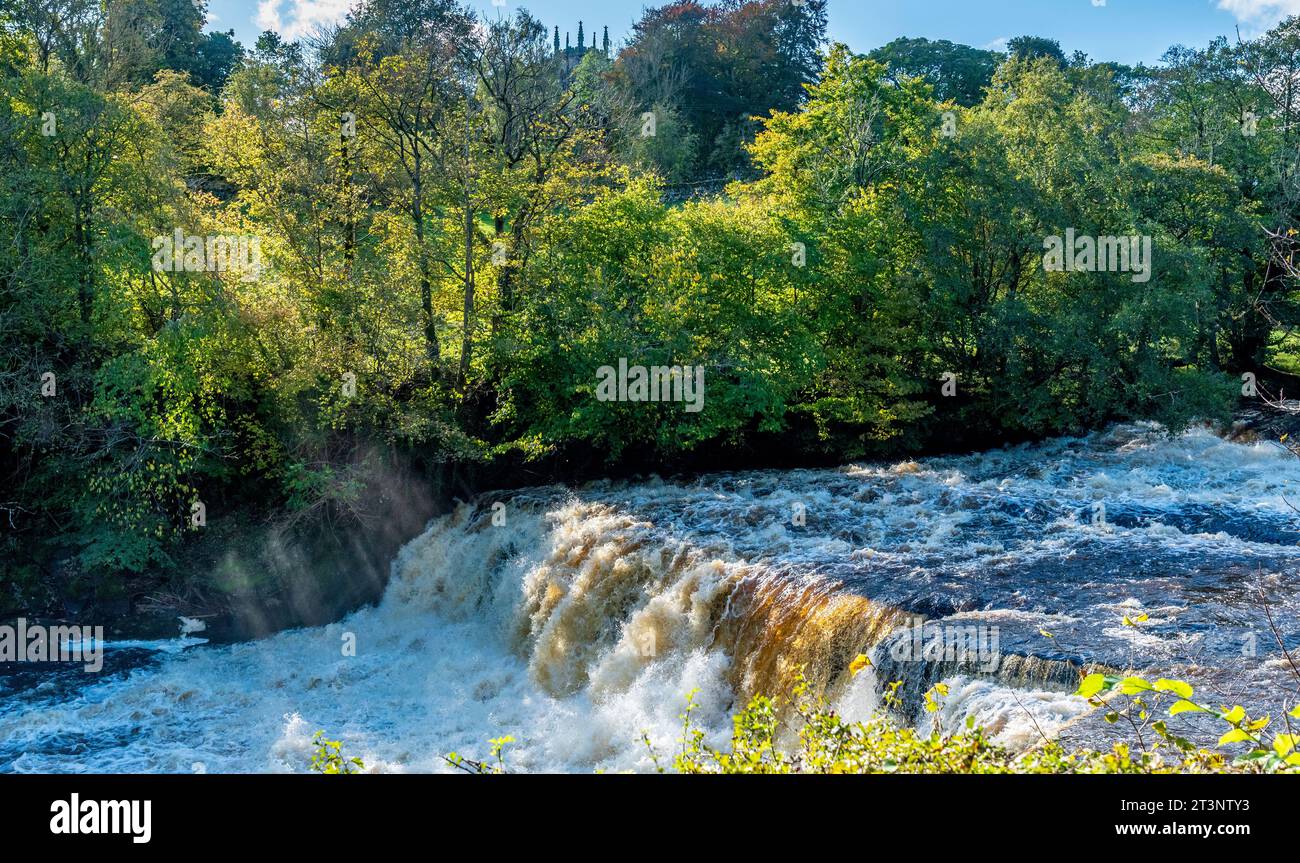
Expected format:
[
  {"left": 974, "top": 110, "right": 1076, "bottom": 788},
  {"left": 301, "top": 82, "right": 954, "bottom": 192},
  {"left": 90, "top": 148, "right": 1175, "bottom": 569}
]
[{"left": 2, "top": 1, "right": 1298, "bottom": 612}]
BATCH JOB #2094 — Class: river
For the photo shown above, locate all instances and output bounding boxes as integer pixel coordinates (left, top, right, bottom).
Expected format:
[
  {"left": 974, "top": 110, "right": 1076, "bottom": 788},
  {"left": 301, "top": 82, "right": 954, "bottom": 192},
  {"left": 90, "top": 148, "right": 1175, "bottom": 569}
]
[{"left": 3, "top": 422, "right": 1298, "bottom": 772}]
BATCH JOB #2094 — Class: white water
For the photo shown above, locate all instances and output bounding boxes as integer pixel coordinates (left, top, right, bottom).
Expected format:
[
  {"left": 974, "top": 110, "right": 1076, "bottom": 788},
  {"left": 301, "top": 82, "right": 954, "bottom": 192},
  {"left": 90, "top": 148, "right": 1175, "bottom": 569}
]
[{"left": 3, "top": 423, "right": 1299, "bottom": 772}]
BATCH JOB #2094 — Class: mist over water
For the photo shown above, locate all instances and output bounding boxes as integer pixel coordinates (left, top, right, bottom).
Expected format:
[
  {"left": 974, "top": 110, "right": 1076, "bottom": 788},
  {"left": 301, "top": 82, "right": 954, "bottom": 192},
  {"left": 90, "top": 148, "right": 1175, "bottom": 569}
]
[{"left": 3, "top": 423, "right": 1298, "bottom": 772}]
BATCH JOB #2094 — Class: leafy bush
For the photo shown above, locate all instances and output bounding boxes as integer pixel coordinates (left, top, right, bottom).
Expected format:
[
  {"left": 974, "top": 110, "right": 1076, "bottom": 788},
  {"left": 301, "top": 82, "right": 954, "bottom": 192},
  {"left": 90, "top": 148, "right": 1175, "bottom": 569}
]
[
  {"left": 309, "top": 731, "right": 365, "bottom": 774},
  {"left": 659, "top": 664, "right": 1297, "bottom": 775}
]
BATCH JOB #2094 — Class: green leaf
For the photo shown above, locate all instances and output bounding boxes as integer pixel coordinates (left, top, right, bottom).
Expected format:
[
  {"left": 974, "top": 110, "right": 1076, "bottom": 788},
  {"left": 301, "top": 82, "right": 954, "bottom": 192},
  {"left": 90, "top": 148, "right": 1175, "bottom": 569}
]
[
  {"left": 1153, "top": 679, "right": 1193, "bottom": 699},
  {"left": 1075, "top": 673, "right": 1107, "bottom": 698},
  {"left": 1118, "top": 676, "right": 1153, "bottom": 695},
  {"left": 1169, "top": 699, "right": 1204, "bottom": 716}
]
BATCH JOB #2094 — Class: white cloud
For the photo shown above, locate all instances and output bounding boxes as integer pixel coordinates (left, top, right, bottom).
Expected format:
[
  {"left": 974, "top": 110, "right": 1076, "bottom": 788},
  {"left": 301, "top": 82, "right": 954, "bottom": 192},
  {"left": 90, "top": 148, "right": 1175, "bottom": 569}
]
[
  {"left": 256, "top": 0, "right": 352, "bottom": 41},
  {"left": 984, "top": 36, "right": 1009, "bottom": 52},
  {"left": 255, "top": 0, "right": 282, "bottom": 33},
  {"left": 1217, "top": 0, "right": 1300, "bottom": 32}
]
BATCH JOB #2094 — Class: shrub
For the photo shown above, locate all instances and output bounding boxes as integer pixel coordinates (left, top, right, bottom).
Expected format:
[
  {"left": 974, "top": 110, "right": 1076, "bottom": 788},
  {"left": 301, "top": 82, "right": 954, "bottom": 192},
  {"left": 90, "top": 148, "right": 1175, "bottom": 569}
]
[{"left": 658, "top": 664, "right": 1298, "bottom": 774}]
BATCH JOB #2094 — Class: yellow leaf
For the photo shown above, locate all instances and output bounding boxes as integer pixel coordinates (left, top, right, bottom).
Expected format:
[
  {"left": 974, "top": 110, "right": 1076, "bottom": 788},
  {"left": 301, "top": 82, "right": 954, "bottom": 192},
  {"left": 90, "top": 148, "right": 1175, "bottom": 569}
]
[
  {"left": 849, "top": 654, "right": 871, "bottom": 677},
  {"left": 1219, "top": 728, "right": 1251, "bottom": 746},
  {"left": 1223, "top": 705, "right": 1246, "bottom": 724},
  {"left": 1274, "top": 734, "right": 1297, "bottom": 757},
  {"left": 1154, "top": 679, "right": 1193, "bottom": 699},
  {"left": 1119, "top": 676, "right": 1153, "bottom": 695},
  {"left": 1076, "top": 673, "right": 1107, "bottom": 698}
]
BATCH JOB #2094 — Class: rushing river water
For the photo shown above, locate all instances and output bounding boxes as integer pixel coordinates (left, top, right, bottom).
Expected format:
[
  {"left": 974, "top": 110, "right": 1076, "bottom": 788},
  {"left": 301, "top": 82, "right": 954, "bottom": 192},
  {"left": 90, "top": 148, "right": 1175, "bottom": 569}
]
[{"left": 3, "top": 423, "right": 1300, "bottom": 773}]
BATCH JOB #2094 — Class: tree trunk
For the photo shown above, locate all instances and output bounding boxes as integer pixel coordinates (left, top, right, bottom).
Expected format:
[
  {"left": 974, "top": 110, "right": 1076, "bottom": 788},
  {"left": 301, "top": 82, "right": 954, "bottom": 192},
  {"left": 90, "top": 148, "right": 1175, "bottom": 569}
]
[
  {"left": 411, "top": 163, "right": 440, "bottom": 371},
  {"left": 75, "top": 194, "right": 93, "bottom": 329},
  {"left": 458, "top": 110, "right": 475, "bottom": 391}
]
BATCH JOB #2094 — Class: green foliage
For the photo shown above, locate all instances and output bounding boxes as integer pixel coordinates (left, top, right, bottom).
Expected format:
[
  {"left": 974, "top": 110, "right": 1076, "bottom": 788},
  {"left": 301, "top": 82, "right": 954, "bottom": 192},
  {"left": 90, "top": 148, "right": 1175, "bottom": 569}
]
[
  {"left": 1074, "top": 672, "right": 1300, "bottom": 772},
  {"left": 1007, "top": 36, "right": 1065, "bottom": 64},
  {"left": 658, "top": 670, "right": 1286, "bottom": 775},
  {"left": 609, "top": 0, "right": 829, "bottom": 180},
  {"left": 309, "top": 731, "right": 365, "bottom": 774},
  {"left": 622, "top": 103, "right": 698, "bottom": 183},
  {"left": 494, "top": 181, "right": 818, "bottom": 459},
  {"left": 444, "top": 736, "right": 514, "bottom": 775},
  {"left": 868, "top": 37, "right": 1001, "bottom": 106}
]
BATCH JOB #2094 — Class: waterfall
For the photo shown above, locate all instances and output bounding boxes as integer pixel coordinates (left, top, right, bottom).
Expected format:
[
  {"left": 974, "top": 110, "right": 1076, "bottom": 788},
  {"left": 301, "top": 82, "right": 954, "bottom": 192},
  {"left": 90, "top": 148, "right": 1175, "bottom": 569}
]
[{"left": 4, "top": 423, "right": 1300, "bottom": 771}]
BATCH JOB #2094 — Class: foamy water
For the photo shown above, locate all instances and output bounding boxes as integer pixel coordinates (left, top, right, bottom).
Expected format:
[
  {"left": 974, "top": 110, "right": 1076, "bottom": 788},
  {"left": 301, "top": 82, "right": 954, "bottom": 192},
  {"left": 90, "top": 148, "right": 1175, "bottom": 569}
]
[{"left": 2, "top": 423, "right": 1298, "bottom": 772}]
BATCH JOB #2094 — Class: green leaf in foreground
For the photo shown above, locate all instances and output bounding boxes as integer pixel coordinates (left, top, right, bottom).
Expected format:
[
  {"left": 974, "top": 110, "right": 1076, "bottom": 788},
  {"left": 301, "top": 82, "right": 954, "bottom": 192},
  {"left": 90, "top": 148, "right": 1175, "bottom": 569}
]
[
  {"left": 1153, "top": 679, "right": 1193, "bottom": 699},
  {"left": 1119, "top": 676, "right": 1153, "bottom": 695},
  {"left": 1076, "top": 673, "right": 1107, "bottom": 698}
]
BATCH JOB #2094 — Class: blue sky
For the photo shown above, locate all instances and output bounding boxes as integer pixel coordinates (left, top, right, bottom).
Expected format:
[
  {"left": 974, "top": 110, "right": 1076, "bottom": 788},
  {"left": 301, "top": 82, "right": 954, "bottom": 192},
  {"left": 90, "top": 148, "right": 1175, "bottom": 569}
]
[{"left": 207, "top": 0, "right": 1300, "bottom": 65}]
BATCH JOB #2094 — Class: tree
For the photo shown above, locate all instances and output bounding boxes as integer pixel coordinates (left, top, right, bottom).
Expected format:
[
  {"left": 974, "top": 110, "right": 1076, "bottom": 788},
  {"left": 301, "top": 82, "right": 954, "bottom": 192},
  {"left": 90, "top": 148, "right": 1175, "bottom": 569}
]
[
  {"left": 868, "top": 37, "right": 1000, "bottom": 106},
  {"left": 1007, "top": 36, "right": 1064, "bottom": 64},
  {"left": 613, "top": 0, "right": 827, "bottom": 179},
  {"left": 340, "top": 6, "right": 475, "bottom": 375},
  {"left": 191, "top": 30, "right": 244, "bottom": 91}
]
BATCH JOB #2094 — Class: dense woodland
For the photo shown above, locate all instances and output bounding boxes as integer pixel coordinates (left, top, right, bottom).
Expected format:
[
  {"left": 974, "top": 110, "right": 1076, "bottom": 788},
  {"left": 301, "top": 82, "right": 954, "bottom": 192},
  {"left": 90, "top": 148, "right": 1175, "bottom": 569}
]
[{"left": 4, "top": 0, "right": 1300, "bottom": 613}]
